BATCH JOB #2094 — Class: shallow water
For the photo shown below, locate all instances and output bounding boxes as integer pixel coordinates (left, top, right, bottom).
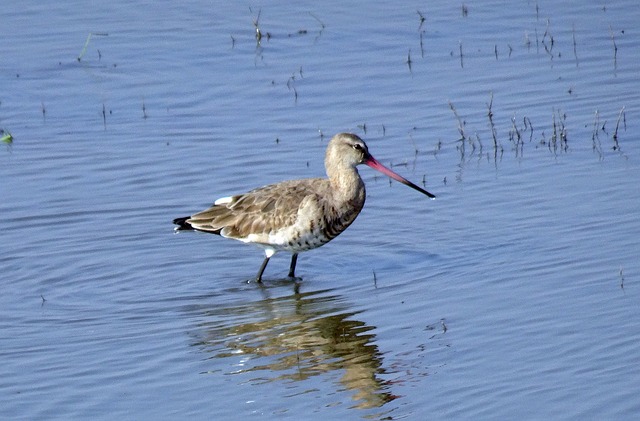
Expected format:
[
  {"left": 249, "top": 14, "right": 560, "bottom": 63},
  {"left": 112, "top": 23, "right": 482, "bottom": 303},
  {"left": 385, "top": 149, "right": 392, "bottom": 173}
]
[{"left": 2, "top": 0, "right": 640, "bottom": 419}]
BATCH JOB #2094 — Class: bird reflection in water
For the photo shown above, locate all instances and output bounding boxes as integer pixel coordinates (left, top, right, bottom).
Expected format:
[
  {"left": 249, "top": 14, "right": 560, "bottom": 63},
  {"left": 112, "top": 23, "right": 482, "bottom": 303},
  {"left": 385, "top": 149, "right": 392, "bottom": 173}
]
[{"left": 191, "top": 284, "right": 398, "bottom": 409}]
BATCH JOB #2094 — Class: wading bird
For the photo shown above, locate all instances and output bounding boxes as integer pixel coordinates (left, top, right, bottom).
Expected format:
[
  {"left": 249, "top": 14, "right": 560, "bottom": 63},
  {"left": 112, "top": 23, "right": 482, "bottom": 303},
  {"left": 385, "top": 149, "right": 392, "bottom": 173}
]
[{"left": 173, "top": 133, "right": 435, "bottom": 282}]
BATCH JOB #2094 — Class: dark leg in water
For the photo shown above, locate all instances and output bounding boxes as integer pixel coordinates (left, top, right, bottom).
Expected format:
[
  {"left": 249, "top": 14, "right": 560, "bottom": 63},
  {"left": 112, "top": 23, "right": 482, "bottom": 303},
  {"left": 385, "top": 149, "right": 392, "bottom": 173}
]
[
  {"left": 256, "top": 256, "right": 271, "bottom": 283},
  {"left": 288, "top": 253, "right": 299, "bottom": 278}
]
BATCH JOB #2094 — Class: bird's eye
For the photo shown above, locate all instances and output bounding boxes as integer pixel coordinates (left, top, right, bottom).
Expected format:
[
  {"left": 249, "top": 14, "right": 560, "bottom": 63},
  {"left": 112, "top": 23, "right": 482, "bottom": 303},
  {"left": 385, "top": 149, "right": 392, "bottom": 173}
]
[{"left": 352, "top": 144, "right": 364, "bottom": 152}]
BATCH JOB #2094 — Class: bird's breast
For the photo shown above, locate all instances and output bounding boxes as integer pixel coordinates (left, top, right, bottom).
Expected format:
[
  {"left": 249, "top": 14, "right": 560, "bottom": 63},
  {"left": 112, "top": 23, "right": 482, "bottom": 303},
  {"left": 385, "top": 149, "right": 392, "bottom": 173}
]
[{"left": 266, "top": 194, "right": 365, "bottom": 253}]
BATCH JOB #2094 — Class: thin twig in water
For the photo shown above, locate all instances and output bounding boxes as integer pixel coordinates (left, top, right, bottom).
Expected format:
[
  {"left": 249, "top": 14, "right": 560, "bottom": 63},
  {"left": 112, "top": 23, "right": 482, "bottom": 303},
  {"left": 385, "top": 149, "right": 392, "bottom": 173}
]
[
  {"left": 408, "top": 132, "right": 419, "bottom": 156},
  {"left": 560, "top": 111, "right": 568, "bottom": 151},
  {"left": 591, "top": 110, "right": 603, "bottom": 159},
  {"left": 416, "top": 10, "right": 426, "bottom": 58},
  {"left": 550, "top": 109, "right": 568, "bottom": 153},
  {"left": 77, "top": 32, "right": 109, "bottom": 61},
  {"left": 523, "top": 116, "right": 534, "bottom": 143},
  {"left": 541, "top": 19, "right": 554, "bottom": 59},
  {"left": 417, "top": 10, "right": 426, "bottom": 31},
  {"left": 551, "top": 112, "right": 558, "bottom": 152},
  {"left": 308, "top": 12, "right": 325, "bottom": 30},
  {"left": 609, "top": 25, "right": 618, "bottom": 71},
  {"left": 612, "top": 106, "right": 626, "bottom": 149},
  {"left": 286, "top": 73, "right": 299, "bottom": 103},
  {"left": 487, "top": 93, "right": 498, "bottom": 152},
  {"left": 251, "top": 7, "right": 265, "bottom": 45},
  {"left": 448, "top": 101, "right": 466, "bottom": 140},
  {"left": 510, "top": 115, "right": 522, "bottom": 154},
  {"left": 572, "top": 24, "right": 579, "bottom": 67},
  {"left": 308, "top": 12, "right": 325, "bottom": 41}
]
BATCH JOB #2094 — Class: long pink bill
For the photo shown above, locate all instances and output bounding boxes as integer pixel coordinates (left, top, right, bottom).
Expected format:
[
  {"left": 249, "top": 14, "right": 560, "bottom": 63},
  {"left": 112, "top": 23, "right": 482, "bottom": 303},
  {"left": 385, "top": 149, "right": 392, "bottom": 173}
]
[{"left": 364, "top": 155, "right": 436, "bottom": 199}]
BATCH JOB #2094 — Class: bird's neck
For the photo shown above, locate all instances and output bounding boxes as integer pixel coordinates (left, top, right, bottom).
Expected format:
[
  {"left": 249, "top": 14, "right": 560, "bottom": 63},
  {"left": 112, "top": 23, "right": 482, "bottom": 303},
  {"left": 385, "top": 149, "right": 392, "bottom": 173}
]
[{"left": 327, "top": 165, "right": 366, "bottom": 205}]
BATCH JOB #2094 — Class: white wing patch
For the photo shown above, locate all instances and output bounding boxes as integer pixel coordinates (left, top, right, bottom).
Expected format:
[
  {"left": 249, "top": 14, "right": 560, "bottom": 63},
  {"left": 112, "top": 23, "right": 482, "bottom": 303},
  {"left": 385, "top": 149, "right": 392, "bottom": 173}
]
[{"left": 214, "top": 196, "right": 233, "bottom": 205}]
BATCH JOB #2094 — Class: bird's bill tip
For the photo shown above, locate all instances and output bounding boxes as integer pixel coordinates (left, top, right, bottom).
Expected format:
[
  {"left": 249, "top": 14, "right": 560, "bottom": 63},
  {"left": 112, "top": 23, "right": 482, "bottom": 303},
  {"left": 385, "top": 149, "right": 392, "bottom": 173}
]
[{"left": 364, "top": 155, "right": 436, "bottom": 199}]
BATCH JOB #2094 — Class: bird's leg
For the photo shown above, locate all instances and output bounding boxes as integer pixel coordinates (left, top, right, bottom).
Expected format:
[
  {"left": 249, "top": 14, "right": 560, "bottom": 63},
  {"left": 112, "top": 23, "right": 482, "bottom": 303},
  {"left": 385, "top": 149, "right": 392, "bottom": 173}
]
[
  {"left": 256, "top": 256, "right": 271, "bottom": 283},
  {"left": 288, "top": 253, "right": 299, "bottom": 278}
]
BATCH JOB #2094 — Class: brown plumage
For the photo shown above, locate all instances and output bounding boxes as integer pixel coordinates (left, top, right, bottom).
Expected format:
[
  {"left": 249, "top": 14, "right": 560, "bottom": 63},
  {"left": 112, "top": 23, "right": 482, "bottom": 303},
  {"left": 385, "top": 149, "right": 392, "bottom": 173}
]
[{"left": 173, "top": 133, "right": 435, "bottom": 282}]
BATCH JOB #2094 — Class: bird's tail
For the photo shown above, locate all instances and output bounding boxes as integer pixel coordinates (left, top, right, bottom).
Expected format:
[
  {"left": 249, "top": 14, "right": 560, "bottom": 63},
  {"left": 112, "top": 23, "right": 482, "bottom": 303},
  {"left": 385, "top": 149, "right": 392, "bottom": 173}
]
[{"left": 173, "top": 216, "right": 194, "bottom": 231}]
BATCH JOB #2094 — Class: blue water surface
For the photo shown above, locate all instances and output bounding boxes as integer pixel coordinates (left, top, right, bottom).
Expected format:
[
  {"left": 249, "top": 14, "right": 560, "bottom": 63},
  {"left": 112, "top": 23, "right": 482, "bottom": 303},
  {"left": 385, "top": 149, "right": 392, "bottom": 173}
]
[{"left": 1, "top": 0, "right": 639, "bottom": 419}]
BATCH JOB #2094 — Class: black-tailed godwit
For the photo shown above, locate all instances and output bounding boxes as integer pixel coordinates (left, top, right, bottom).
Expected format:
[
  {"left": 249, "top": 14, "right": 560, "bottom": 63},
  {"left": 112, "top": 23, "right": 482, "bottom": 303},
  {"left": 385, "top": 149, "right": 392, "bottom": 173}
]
[{"left": 173, "top": 133, "right": 435, "bottom": 282}]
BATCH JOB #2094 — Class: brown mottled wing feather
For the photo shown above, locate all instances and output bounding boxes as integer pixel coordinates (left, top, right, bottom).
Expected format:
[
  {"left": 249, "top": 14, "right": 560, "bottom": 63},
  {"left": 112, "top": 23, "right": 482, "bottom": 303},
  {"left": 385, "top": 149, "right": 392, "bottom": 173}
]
[{"left": 185, "top": 178, "right": 328, "bottom": 240}]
